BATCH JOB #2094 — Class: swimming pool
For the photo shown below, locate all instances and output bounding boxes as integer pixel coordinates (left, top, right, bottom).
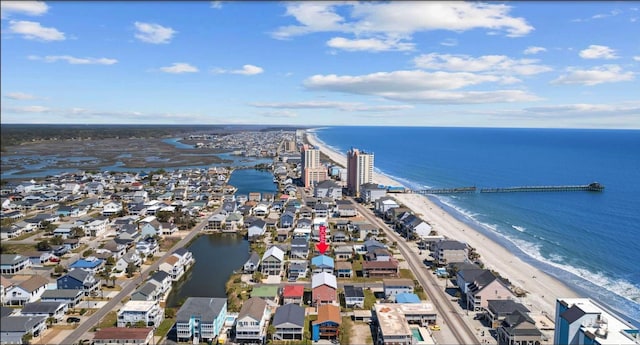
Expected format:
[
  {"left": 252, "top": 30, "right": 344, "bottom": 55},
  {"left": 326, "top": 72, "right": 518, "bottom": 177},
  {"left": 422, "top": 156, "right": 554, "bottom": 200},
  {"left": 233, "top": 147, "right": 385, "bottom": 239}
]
[{"left": 411, "top": 328, "right": 424, "bottom": 341}]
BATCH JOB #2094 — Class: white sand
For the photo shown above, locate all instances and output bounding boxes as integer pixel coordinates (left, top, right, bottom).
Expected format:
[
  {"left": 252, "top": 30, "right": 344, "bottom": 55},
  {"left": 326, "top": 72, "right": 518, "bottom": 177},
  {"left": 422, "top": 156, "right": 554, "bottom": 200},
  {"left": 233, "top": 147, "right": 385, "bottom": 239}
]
[{"left": 306, "top": 130, "right": 579, "bottom": 317}]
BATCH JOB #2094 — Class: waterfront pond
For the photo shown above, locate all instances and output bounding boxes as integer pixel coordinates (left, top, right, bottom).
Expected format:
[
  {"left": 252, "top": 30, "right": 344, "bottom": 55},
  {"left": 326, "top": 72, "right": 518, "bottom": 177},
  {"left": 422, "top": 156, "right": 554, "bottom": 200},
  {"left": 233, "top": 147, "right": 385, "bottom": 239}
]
[
  {"left": 166, "top": 233, "right": 249, "bottom": 307},
  {"left": 227, "top": 168, "right": 279, "bottom": 196}
]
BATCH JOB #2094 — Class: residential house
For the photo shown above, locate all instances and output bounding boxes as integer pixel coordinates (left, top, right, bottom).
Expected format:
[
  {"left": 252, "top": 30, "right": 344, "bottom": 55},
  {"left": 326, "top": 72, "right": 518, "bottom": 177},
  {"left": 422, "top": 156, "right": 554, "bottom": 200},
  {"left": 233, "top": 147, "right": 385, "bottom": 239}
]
[
  {"left": 102, "top": 201, "right": 123, "bottom": 216},
  {"left": 4, "top": 275, "right": 48, "bottom": 306},
  {"left": 20, "top": 301, "right": 67, "bottom": 322},
  {"left": 253, "top": 203, "right": 269, "bottom": 217},
  {"left": 287, "top": 261, "right": 308, "bottom": 280},
  {"left": 248, "top": 219, "right": 267, "bottom": 239},
  {"left": 243, "top": 252, "right": 261, "bottom": 273},
  {"left": 289, "top": 237, "right": 309, "bottom": 259},
  {"left": 272, "top": 303, "right": 305, "bottom": 341},
  {"left": 343, "top": 285, "right": 365, "bottom": 308},
  {"left": 335, "top": 261, "right": 353, "bottom": 278},
  {"left": 0, "top": 315, "right": 47, "bottom": 343},
  {"left": 131, "top": 282, "right": 162, "bottom": 302},
  {"left": 431, "top": 239, "right": 468, "bottom": 266},
  {"left": 261, "top": 246, "right": 285, "bottom": 276},
  {"left": 360, "top": 183, "right": 387, "bottom": 203},
  {"left": 225, "top": 212, "right": 244, "bottom": 231},
  {"left": 311, "top": 255, "right": 334, "bottom": 275},
  {"left": 176, "top": 297, "right": 227, "bottom": 343},
  {"left": 160, "top": 222, "right": 178, "bottom": 236},
  {"left": 69, "top": 257, "right": 104, "bottom": 274},
  {"left": 149, "top": 270, "right": 172, "bottom": 299},
  {"left": 235, "top": 297, "right": 269, "bottom": 345},
  {"left": 312, "top": 304, "right": 341, "bottom": 341},
  {"left": 282, "top": 285, "right": 304, "bottom": 305},
  {"left": 140, "top": 220, "right": 162, "bottom": 239},
  {"left": 159, "top": 255, "right": 183, "bottom": 281},
  {"left": 314, "top": 180, "right": 342, "bottom": 199},
  {"left": 93, "top": 327, "right": 154, "bottom": 345},
  {"left": 207, "top": 213, "right": 226, "bottom": 230},
  {"left": 333, "top": 246, "right": 353, "bottom": 261},
  {"left": 485, "top": 299, "right": 531, "bottom": 329},
  {"left": 40, "top": 289, "right": 83, "bottom": 308},
  {"left": 250, "top": 285, "right": 280, "bottom": 305},
  {"left": 383, "top": 278, "right": 414, "bottom": 300},
  {"left": 497, "top": 310, "right": 543, "bottom": 345},
  {"left": 311, "top": 272, "right": 338, "bottom": 306},
  {"left": 103, "top": 240, "right": 127, "bottom": 259},
  {"left": 362, "top": 259, "right": 400, "bottom": 278},
  {"left": 117, "top": 300, "right": 164, "bottom": 328},
  {"left": 466, "top": 271, "right": 515, "bottom": 311},
  {"left": 25, "top": 251, "right": 52, "bottom": 266},
  {"left": 335, "top": 201, "right": 357, "bottom": 217},
  {"left": 57, "top": 268, "right": 100, "bottom": 296},
  {"left": 279, "top": 211, "right": 295, "bottom": 229},
  {"left": 375, "top": 197, "right": 399, "bottom": 215},
  {"left": 114, "top": 250, "right": 143, "bottom": 274}
]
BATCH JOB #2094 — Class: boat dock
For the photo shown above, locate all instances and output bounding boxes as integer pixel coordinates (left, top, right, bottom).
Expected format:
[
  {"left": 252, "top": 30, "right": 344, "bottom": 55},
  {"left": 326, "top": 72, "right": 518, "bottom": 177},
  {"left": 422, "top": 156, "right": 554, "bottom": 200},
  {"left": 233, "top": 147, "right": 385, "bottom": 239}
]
[{"left": 412, "top": 182, "right": 604, "bottom": 195}]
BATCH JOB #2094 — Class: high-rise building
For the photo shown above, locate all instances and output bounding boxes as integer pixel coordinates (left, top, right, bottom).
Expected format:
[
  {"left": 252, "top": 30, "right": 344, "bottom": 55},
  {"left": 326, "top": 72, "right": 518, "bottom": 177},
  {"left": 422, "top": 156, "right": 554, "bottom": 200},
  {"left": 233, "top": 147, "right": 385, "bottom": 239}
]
[
  {"left": 554, "top": 298, "right": 639, "bottom": 345},
  {"left": 347, "top": 148, "right": 374, "bottom": 197},
  {"left": 301, "top": 144, "right": 328, "bottom": 189}
]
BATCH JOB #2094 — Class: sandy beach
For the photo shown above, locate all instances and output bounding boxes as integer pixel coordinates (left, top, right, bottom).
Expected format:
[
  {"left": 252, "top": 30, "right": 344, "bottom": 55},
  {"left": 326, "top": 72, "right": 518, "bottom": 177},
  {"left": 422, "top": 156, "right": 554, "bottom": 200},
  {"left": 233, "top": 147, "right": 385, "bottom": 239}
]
[{"left": 306, "top": 129, "right": 579, "bottom": 318}]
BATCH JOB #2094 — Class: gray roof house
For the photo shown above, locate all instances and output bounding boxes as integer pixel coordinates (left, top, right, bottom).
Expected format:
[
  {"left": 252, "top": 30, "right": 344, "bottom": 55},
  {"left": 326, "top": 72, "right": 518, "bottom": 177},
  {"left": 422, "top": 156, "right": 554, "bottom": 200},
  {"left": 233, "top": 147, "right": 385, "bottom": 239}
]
[
  {"left": 176, "top": 297, "right": 228, "bottom": 344},
  {"left": 243, "top": 252, "right": 261, "bottom": 273},
  {"left": 0, "top": 315, "right": 47, "bottom": 343},
  {"left": 272, "top": 303, "right": 305, "bottom": 341}
]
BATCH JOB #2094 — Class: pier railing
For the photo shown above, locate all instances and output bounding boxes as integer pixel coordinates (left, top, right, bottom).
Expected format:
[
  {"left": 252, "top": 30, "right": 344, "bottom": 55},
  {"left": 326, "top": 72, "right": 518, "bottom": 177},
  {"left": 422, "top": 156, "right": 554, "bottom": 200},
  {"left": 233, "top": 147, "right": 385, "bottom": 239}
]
[{"left": 411, "top": 182, "right": 604, "bottom": 195}]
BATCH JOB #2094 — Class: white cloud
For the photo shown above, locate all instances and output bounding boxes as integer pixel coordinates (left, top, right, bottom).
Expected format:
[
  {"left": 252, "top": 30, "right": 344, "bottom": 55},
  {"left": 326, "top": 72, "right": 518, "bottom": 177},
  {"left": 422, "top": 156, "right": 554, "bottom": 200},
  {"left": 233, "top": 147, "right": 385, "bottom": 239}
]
[
  {"left": 524, "top": 103, "right": 640, "bottom": 116},
  {"left": 634, "top": 56, "right": 640, "bottom": 61},
  {"left": 440, "top": 38, "right": 458, "bottom": 47},
  {"left": 28, "top": 55, "right": 117, "bottom": 65},
  {"left": 5, "top": 92, "right": 36, "bottom": 100},
  {"left": 552, "top": 65, "right": 634, "bottom": 86},
  {"left": 413, "top": 53, "right": 552, "bottom": 75},
  {"left": 8, "top": 20, "right": 65, "bottom": 41},
  {"left": 579, "top": 45, "right": 618, "bottom": 59},
  {"left": 303, "top": 70, "right": 540, "bottom": 104},
  {"left": 1, "top": 1, "right": 48, "bottom": 19},
  {"left": 159, "top": 62, "right": 199, "bottom": 74},
  {"left": 210, "top": 1, "right": 223, "bottom": 9},
  {"left": 2, "top": 105, "right": 50, "bottom": 113},
  {"left": 523, "top": 46, "right": 546, "bottom": 55},
  {"left": 134, "top": 21, "right": 176, "bottom": 44},
  {"left": 272, "top": 2, "right": 533, "bottom": 40},
  {"left": 326, "top": 36, "right": 414, "bottom": 52},
  {"left": 250, "top": 100, "right": 414, "bottom": 112},
  {"left": 212, "top": 64, "right": 264, "bottom": 75},
  {"left": 260, "top": 110, "right": 298, "bottom": 118}
]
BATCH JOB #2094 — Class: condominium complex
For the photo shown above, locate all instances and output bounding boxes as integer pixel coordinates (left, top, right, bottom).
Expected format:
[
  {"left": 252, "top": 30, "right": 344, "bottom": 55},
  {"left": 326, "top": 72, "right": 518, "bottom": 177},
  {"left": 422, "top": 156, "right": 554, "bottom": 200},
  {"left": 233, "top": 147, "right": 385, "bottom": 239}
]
[
  {"left": 554, "top": 298, "right": 639, "bottom": 345},
  {"left": 301, "top": 144, "right": 328, "bottom": 189},
  {"left": 347, "top": 148, "right": 374, "bottom": 197}
]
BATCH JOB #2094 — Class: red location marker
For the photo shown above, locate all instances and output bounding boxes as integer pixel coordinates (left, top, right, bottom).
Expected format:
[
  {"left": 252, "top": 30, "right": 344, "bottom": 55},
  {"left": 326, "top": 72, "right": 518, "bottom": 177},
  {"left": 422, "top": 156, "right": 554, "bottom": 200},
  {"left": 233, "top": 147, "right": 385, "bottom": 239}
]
[{"left": 316, "top": 225, "right": 329, "bottom": 254}]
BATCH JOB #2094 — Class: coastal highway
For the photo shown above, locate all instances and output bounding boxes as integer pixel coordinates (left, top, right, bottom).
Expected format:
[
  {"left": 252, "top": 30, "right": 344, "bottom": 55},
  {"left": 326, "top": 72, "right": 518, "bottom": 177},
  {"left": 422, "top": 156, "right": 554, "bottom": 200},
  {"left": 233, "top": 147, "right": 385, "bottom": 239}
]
[
  {"left": 60, "top": 215, "right": 212, "bottom": 345},
  {"left": 352, "top": 199, "right": 480, "bottom": 345}
]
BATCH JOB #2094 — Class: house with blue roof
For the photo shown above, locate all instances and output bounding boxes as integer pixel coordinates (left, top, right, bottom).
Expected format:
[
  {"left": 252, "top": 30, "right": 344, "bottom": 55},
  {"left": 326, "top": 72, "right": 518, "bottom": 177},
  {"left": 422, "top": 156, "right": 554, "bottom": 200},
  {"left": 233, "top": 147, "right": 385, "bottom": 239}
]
[
  {"left": 311, "top": 255, "right": 334, "bottom": 274},
  {"left": 69, "top": 257, "right": 104, "bottom": 274},
  {"left": 395, "top": 293, "right": 421, "bottom": 304}
]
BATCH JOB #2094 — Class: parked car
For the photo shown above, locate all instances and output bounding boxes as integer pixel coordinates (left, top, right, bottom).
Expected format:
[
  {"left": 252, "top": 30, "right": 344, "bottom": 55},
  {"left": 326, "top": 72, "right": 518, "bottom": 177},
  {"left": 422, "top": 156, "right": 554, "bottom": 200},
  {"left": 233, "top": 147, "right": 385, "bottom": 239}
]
[
  {"left": 67, "top": 317, "right": 81, "bottom": 323},
  {"left": 49, "top": 256, "right": 60, "bottom": 262}
]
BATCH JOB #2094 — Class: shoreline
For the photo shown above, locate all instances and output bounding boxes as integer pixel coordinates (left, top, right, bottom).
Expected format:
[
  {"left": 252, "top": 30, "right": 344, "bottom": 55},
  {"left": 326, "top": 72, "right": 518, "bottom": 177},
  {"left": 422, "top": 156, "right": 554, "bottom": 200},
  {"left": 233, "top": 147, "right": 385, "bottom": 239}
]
[{"left": 305, "top": 129, "right": 580, "bottom": 318}]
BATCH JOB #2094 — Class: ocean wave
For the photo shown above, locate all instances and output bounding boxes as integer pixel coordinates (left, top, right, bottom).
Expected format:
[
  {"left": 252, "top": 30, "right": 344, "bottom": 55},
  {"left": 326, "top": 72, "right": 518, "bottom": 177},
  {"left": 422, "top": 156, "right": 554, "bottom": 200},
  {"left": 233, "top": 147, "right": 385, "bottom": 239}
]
[
  {"left": 503, "top": 233, "right": 640, "bottom": 305},
  {"left": 512, "top": 225, "right": 526, "bottom": 232},
  {"left": 435, "top": 196, "right": 481, "bottom": 219}
]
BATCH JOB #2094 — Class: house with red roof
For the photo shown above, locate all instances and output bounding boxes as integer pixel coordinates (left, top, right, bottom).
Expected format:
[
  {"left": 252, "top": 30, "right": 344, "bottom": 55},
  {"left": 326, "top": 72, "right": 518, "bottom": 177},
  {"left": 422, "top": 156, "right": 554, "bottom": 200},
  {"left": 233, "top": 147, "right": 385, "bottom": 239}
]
[
  {"left": 282, "top": 284, "right": 304, "bottom": 305},
  {"left": 311, "top": 272, "right": 337, "bottom": 306}
]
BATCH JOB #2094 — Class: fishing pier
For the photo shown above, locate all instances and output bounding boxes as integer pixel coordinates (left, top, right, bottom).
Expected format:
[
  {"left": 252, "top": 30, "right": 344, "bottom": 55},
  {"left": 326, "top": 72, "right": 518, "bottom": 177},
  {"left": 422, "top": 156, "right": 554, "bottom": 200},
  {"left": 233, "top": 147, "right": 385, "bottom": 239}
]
[{"left": 411, "top": 182, "right": 604, "bottom": 195}]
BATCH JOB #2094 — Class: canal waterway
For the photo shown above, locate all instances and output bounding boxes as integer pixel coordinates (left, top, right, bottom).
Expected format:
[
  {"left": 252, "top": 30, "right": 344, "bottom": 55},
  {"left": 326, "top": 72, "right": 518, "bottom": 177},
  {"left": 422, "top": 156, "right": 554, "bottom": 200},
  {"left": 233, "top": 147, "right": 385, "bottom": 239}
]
[
  {"left": 165, "top": 233, "right": 249, "bottom": 307},
  {"left": 165, "top": 168, "right": 279, "bottom": 307}
]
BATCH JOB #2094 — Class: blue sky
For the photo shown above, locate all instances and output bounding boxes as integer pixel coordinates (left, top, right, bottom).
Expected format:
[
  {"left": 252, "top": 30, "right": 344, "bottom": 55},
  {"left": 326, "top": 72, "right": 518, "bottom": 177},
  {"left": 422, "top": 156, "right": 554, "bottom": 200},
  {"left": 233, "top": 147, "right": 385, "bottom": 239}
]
[{"left": 1, "top": 1, "right": 639, "bottom": 128}]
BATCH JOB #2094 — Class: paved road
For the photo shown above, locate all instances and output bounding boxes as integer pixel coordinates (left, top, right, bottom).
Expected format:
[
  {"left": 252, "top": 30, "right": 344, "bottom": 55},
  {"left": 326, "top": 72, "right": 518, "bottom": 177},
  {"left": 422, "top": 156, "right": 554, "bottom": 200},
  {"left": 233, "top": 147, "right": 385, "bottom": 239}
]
[
  {"left": 352, "top": 198, "right": 480, "bottom": 345},
  {"left": 60, "top": 216, "right": 211, "bottom": 345}
]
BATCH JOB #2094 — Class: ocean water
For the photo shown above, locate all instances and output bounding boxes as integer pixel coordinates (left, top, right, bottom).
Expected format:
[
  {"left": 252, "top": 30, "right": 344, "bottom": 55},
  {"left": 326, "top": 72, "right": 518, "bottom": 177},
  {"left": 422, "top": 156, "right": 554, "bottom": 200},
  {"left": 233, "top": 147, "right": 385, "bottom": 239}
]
[{"left": 313, "top": 126, "right": 640, "bottom": 325}]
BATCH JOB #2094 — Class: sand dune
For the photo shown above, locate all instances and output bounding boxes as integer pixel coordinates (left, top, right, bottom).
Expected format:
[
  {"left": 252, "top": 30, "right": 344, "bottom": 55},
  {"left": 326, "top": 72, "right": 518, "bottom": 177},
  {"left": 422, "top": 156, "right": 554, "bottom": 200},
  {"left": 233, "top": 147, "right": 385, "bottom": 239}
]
[{"left": 306, "top": 130, "right": 579, "bottom": 318}]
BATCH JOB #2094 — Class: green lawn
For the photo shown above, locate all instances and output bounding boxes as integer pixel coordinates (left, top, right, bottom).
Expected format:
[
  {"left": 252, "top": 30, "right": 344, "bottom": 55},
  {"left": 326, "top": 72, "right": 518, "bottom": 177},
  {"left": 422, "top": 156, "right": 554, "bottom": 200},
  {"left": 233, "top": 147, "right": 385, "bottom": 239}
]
[{"left": 156, "top": 319, "right": 175, "bottom": 338}]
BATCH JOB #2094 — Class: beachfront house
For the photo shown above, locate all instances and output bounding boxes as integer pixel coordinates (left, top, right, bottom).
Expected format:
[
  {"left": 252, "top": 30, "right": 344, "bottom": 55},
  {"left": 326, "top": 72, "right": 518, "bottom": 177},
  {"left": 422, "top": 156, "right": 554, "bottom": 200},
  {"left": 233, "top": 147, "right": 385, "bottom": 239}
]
[
  {"left": 466, "top": 271, "right": 515, "bottom": 311},
  {"left": 360, "top": 183, "right": 387, "bottom": 203},
  {"left": 431, "top": 239, "right": 468, "bottom": 265},
  {"left": 496, "top": 310, "right": 543, "bottom": 345},
  {"left": 176, "top": 297, "right": 227, "bottom": 344}
]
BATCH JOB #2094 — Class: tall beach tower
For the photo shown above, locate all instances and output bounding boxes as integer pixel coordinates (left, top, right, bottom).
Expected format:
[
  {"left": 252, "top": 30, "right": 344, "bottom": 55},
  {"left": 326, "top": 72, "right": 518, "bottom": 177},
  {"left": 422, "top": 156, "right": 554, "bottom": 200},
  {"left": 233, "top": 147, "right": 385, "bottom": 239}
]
[
  {"left": 301, "top": 144, "right": 327, "bottom": 188},
  {"left": 347, "top": 147, "right": 374, "bottom": 197}
]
